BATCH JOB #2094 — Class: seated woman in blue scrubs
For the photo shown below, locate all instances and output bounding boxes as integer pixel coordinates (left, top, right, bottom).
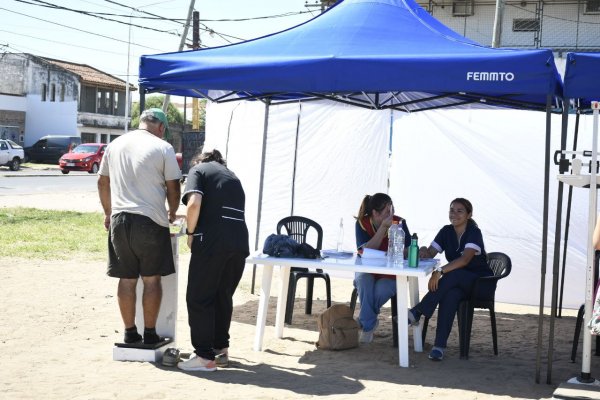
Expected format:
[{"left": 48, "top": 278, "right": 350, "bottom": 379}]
[
  {"left": 354, "top": 193, "right": 411, "bottom": 344},
  {"left": 409, "top": 197, "right": 492, "bottom": 361}
]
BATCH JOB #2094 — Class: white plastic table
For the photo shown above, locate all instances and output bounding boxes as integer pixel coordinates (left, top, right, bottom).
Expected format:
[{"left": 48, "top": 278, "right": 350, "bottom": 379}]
[{"left": 246, "top": 252, "right": 438, "bottom": 367}]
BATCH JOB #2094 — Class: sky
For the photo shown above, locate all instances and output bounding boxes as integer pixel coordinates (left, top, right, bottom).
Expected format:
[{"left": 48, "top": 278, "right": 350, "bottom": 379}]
[{"left": 1, "top": 0, "right": 321, "bottom": 92}]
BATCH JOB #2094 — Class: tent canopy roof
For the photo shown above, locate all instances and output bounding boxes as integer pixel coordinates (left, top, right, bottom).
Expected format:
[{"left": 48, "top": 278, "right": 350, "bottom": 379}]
[
  {"left": 139, "top": 0, "right": 563, "bottom": 112},
  {"left": 564, "top": 52, "right": 600, "bottom": 105}
]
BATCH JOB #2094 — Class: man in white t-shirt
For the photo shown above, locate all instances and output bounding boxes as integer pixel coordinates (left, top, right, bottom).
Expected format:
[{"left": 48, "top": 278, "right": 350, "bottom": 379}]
[{"left": 97, "top": 108, "right": 181, "bottom": 345}]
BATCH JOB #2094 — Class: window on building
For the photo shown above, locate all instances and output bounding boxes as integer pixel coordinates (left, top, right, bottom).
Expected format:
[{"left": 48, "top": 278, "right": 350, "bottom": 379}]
[
  {"left": 114, "top": 92, "right": 119, "bottom": 112},
  {"left": 81, "top": 132, "right": 96, "bottom": 143},
  {"left": 41, "top": 84, "right": 47, "bottom": 101},
  {"left": 585, "top": 0, "right": 600, "bottom": 14},
  {"left": 452, "top": 0, "right": 474, "bottom": 16},
  {"left": 60, "top": 84, "right": 65, "bottom": 102},
  {"left": 50, "top": 83, "right": 56, "bottom": 102},
  {"left": 513, "top": 18, "right": 540, "bottom": 32}
]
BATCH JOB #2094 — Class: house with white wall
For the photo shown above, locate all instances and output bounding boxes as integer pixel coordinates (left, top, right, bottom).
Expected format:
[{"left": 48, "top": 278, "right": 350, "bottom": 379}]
[
  {"left": 0, "top": 53, "right": 135, "bottom": 146},
  {"left": 415, "top": 0, "right": 600, "bottom": 53}
]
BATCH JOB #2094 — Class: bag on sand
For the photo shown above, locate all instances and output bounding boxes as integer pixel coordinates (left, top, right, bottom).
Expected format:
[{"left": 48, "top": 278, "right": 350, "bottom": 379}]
[{"left": 315, "top": 304, "right": 359, "bottom": 350}]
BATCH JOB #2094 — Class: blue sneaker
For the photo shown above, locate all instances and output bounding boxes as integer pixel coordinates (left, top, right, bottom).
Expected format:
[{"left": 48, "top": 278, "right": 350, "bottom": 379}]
[
  {"left": 407, "top": 310, "right": 420, "bottom": 327},
  {"left": 428, "top": 347, "right": 444, "bottom": 361}
]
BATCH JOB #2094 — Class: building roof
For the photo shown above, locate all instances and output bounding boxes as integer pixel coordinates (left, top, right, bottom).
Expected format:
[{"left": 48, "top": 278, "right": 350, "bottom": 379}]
[{"left": 41, "top": 57, "right": 136, "bottom": 92}]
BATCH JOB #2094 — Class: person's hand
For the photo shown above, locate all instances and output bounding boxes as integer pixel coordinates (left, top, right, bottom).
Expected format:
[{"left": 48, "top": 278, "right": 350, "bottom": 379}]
[
  {"left": 381, "top": 204, "right": 394, "bottom": 230},
  {"left": 168, "top": 209, "right": 177, "bottom": 224},
  {"left": 419, "top": 246, "right": 430, "bottom": 258},
  {"left": 103, "top": 214, "right": 110, "bottom": 231},
  {"left": 187, "top": 234, "right": 193, "bottom": 249},
  {"left": 428, "top": 272, "right": 441, "bottom": 291}
]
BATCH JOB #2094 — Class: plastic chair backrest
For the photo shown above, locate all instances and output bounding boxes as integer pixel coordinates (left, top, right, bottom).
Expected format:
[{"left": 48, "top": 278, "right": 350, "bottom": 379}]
[
  {"left": 276, "top": 216, "right": 323, "bottom": 251},
  {"left": 487, "top": 252, "right": 512, "bottom": 279}
]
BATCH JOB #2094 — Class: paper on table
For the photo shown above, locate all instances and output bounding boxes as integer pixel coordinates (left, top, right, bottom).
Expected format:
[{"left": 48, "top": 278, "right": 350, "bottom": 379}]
[{"left": 361, "top": 248, "right": 386, "bottom": 259}]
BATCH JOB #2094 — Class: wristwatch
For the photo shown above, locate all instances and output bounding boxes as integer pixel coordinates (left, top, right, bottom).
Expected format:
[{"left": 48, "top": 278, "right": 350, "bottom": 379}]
[
  {"left": 185, "top": 228, "right": 194, "bottom": 235},
  {"left": 435, "top": 266, "right": 444, "bottom": 276}
]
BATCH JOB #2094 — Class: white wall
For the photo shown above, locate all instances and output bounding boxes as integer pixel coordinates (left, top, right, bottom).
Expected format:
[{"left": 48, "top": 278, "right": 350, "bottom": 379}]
[
  {"left": 390, "top": 109, "right": 593, "bottom": 309},
  {"left": 204, "top": 100, "right": 390, "bottom": 256},
  {"left": 205, "top": 100, "right": 593, "bottom": 309},
  {"left": 24, "top": 94, "right": 78, "bottom": 146},
  {"left": 0, "top": 94, "right": 27, "bottom": 111}
]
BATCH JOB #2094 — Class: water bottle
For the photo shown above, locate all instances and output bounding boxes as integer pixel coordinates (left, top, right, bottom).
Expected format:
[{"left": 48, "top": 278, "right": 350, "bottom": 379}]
[
  {"left": 397, "top": 222, "right": 405, "bottom": 263},
  {"left": 408, "top": 233, "right": 419, "bottom": 268},
  {"left": 337, "top": 218, "right": 344, "bottom": 252},
  {"left": 387, "top": 221, "right": 402, "bottom": 267}
]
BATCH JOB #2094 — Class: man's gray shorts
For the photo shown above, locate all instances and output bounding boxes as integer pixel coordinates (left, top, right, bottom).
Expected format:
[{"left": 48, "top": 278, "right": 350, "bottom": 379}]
[{"left": 107, "top": 212, "right": 175, "bottom": 279}]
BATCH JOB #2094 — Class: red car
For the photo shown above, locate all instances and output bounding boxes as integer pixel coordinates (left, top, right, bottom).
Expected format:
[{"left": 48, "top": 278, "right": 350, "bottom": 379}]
[{"left": 59, "top": 143, "right": 106, "bottom": 174}]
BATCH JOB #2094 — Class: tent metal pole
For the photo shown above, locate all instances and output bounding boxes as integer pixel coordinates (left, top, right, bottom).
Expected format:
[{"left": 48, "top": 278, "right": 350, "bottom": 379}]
[
  {"left": 546, "top": 101, "right": 569, "bottom": 384},
  {"left": 250, "top": 99, "right": 271, "bottom": 295},
  {"left": 291, "top": 102, "right": 302, "bottom": 215},
  {"left": 140, "top": 87, "right": 145, "bottom": 111},
  {"left": 535, "top": 93, "right": 553, "bottom": 384},
  {"left": 580, "top": 102, "right": 599, "bottom": 383},
  {"left": 558, "top": 111, "right": 580, "bottom": 317}
]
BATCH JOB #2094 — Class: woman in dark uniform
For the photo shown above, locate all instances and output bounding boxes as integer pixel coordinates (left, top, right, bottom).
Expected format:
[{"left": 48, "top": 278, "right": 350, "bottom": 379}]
[
  {"left": 177, "top": 150, "right": 249, "bottom": 372},
  {"left": 409, "top": 198, "right": 492, "bottom": 361}
]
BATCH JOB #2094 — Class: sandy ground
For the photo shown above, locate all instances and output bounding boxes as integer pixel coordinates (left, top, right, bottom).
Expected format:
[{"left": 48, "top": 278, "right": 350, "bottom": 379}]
[{"left": 0, "top": 191, "right": 598, "bottom": 399}]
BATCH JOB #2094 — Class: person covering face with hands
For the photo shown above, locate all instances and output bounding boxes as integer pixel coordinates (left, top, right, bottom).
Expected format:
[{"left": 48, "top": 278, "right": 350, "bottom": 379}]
[
  {"left": 354, "top": 193, "right": 411, "bottom": 344},
  {"left": 409, "top": 198, "right": 493, "bottom": 361}
]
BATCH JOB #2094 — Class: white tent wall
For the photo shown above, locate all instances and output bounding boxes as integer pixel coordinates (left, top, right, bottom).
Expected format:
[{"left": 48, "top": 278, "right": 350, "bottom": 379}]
[
  {"left": 204, "top": 100, "right": 595, "bottom": 309},
  {"left": 204, "top": 100, "right": 390, "bottom": 263},
  {"left": 390, "top": 109, "right": 597, "bottom": 309}
]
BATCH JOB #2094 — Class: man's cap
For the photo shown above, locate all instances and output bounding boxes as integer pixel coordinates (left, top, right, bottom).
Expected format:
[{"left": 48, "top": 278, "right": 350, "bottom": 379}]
[{"left": 141, "top": 108, "right": 170, "bottom": 137}]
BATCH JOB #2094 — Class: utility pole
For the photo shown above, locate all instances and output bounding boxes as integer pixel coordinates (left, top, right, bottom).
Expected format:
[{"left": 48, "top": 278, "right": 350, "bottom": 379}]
[
  {"left": 192, "top": 11, "right": 200, "bottom": 131},
  {"left": 161, "top": 0, "right": 196, "bottom": 114},
  {"left": 492, "top": 0, "right": 505, "bottom": 48},
  {"left": 304, "top": 0, "right": 335, "bottom": 13}
]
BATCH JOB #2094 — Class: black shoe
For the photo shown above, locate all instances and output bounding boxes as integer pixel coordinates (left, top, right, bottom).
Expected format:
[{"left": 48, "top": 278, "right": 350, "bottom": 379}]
[
  {"left": 124, "top": 331, "right": 142, "bottom": 344},
  {"left": 143, "top": 330, "right": 164, "bottom": 345}
]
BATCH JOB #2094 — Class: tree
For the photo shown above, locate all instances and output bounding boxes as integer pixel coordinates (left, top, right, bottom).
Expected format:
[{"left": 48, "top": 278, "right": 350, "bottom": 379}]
[{"left": 130, "top": 95, "right": 184, "bottom": 129}]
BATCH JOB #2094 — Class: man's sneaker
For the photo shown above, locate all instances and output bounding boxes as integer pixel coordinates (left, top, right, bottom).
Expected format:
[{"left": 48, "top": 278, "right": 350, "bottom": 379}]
[
  {"left": 162, "top": 348, "right": 180, "bottom": 367},
  {"left": 177, "top": 354, "right": 217, "bottom": 372},
  {"left": 359, "top": 329, "right": 374, "bottom": 344},
  {"left": 428, "top": 347, "right": 444, "bottom": 361},
  {"left": 215, "top": 350, "right": 229, "bottom": 368}
]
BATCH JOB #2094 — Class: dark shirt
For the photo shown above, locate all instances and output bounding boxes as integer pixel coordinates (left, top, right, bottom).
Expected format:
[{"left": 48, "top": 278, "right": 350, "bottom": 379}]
[
  {"left": 182, "top": 161, "right": 249, "bottom": 255},
  {"left": 431, "top": 222, "right": 488, "bottom": 272}
]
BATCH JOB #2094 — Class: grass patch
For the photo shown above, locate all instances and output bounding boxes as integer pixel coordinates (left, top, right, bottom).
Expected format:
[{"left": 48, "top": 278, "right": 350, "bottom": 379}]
[
  {"left": 21, "top": 162, "right": 59, "bottom": 170},
  {"left": 0, "top": 208, "right": 190, "bottom": 260}
]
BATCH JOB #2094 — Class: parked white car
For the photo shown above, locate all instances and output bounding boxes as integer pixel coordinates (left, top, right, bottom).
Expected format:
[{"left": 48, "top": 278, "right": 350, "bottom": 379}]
[{"left": 0, "top": 139, "right": 25, "bottom": 171}]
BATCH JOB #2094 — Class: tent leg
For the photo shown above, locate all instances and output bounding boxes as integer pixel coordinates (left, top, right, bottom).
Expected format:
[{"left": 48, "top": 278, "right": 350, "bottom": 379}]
[
  {"left": 580, "top": 103, "right": 600, "bottom": 383},
  {"left": 546, "top": 103, "right": 569, "bottom": 384},
  {"left": 535, "top": 94, "right": 553, "bottom": 384},
  {"left": 251, "top": 99, "right": 271, "bottom": 295},
  {"left": 558, "top": 111, "right": 580, "bottom": 317}
]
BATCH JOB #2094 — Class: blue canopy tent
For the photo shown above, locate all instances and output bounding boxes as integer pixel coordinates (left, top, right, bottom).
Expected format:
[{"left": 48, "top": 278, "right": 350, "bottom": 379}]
[
  {"left": 138, "top": 0, "right": 563, "bottom": 375},
  {"left": 556, "top": 52, "right": 600, "bottom": 384},
  {"left": 139, "top": 0, "right": 562, "bottom": 111}
]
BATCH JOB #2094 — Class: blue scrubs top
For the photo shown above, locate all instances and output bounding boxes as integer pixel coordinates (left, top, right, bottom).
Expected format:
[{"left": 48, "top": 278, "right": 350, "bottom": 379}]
[{"left": 431, "top": 223, "right": 488, "bottom": 272}]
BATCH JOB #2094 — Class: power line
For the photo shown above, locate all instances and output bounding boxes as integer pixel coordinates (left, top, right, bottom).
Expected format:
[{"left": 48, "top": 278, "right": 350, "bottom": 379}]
[
  {"left": 0, "top": 6, "right": 165, "bottom": 52},
  {"left": 14, "top": 0, "right": 184, "bottom": 38},
  {"left": 0, "top": 29, "right": 126, "bottom": 56}
]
